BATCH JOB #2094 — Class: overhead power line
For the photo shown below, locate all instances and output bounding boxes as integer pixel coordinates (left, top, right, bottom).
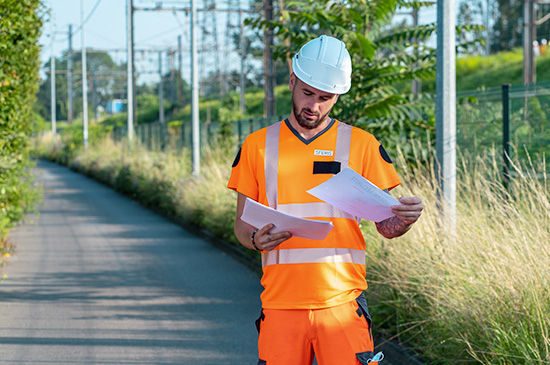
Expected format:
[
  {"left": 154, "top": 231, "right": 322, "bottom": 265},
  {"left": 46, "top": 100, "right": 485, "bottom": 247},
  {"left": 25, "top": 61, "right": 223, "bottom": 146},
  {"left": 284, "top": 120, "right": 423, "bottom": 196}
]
[
  {"left": 137, "top": 26, "right": 182, "bottom": 43},
  {"left": 72, "top": 0, "right": 104, "bottom": 36}
]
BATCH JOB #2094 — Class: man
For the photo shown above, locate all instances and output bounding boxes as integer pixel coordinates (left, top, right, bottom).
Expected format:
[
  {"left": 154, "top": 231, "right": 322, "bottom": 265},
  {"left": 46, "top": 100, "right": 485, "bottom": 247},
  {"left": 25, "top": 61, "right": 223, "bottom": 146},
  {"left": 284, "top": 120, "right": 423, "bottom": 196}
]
[{"left": 228, "top": 35, "right": 423, "bottom": 365}]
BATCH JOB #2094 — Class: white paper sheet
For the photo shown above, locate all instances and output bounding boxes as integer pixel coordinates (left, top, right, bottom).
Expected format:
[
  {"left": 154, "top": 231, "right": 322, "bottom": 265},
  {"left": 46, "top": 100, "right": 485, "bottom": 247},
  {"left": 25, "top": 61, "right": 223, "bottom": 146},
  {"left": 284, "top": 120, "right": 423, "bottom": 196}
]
[
  {"left": 306, "top": 167, "right": 400, "bottom": 222},
  {"left": 241, "top": 198, "right": 334, "bottom": 240}
]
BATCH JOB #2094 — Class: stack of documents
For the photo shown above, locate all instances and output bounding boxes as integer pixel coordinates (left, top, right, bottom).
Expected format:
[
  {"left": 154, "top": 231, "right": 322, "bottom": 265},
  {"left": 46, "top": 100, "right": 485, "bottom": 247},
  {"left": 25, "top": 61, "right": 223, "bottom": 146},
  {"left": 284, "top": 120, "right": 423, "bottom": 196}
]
[
  {"left": 241, "top": 167, "right": 400, "bottom": 240},
  {"left": 307, "top": 167, "right": 399, "bottom": 223},
  {"left": 241, "top": 198, "right": 334, "bottom": 240}
]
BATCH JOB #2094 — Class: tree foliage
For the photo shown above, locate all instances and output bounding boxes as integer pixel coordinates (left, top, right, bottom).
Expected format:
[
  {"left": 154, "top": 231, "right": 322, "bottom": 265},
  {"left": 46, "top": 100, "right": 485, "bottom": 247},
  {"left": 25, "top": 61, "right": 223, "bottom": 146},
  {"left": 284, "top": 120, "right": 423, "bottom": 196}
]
[
  {"left": 491, "top": 0, "right": 550, "bottom": 53},
  {"left": 0, "top": 0, "right": 43, "bottom": 241},
  {"left": 248, "top": 0, "right": 435, "bottom": 159},
  {"left": 248, "top": 0, "right": 484, "bottom": 160},
  {"left": 35, "top": 51, "right": 127, "bottom": 122}
]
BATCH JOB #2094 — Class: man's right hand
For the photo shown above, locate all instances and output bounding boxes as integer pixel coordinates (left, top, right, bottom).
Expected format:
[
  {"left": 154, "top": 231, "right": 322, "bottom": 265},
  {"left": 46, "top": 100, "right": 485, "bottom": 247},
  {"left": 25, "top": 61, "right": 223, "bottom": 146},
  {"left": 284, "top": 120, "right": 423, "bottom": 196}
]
[
  {"left": 234, "top": 193, "right": 292, "bottom": 251},
  {"left": 252, "top": 223, "right": 292, "bottom": 251}
]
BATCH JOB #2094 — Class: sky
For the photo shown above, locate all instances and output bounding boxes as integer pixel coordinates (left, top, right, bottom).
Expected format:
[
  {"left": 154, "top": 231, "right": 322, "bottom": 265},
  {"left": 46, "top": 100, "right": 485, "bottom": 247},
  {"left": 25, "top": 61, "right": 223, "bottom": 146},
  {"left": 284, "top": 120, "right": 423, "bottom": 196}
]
[
  {"left": 38, "top": 0, "right": 439, "bottom": 85},
  {"left": 39, "top": 0, "right": 248, "bottom": 84}
]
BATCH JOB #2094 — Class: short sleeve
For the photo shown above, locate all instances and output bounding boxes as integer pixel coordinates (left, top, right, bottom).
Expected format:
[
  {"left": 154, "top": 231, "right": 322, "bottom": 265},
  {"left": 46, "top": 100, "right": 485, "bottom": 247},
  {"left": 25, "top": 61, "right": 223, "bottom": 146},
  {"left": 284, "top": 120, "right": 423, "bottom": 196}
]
[
  {"left": 227, "top": 135, "right": 260, "bottom": 201},
  {"left": 351, "top": 128, "right": 401, "bottom": 191}
]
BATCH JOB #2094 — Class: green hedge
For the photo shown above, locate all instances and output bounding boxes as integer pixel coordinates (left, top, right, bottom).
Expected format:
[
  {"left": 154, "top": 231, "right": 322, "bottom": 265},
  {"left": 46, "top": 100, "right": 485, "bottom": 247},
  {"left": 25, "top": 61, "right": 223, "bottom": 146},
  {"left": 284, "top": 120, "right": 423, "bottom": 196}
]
[{"left": 0, "top": 0, "right": 43, "bottom": 242}]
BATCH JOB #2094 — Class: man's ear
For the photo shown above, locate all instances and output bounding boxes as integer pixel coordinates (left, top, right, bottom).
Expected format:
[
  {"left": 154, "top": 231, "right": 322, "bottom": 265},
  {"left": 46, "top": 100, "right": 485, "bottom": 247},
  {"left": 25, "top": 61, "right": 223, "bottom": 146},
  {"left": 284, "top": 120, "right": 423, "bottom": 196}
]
[{"left": 289, "top": 73, "right": 296, "bottom": 92}]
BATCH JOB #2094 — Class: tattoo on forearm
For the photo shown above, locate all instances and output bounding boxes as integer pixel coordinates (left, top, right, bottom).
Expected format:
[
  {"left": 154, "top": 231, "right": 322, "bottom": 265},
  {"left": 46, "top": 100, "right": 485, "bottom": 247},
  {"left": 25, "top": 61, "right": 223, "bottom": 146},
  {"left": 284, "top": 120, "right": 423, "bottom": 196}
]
[{"left": 375, "top": 215, "right": 412, "bottom": 239}]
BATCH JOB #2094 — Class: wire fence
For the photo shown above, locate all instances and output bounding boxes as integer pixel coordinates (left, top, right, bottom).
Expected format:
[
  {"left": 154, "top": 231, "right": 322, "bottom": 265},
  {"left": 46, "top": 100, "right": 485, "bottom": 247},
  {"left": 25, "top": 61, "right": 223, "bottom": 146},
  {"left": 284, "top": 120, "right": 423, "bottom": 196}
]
[
  {"left": 110, "top": 82, "right": 550, "bottom": 177},
  {"left": 457, "top": 82, "right": 550, "bottom": 177},
  {"left": 111, "top": 115, "right": 285, "bottom": 151}
]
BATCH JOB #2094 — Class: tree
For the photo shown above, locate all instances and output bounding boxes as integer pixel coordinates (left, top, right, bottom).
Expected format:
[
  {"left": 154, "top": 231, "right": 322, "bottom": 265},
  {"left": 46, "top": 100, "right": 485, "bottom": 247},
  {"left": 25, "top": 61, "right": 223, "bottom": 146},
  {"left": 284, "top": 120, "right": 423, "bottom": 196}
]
[
  {"left": 249, "top": 0, "right": 436, "bottom": 158},
  {"left": 457, "top": 0, "right": 485, "bottom": 55},
  {"left": 491, "top": 0, "right": 550, "bottom": 53},
  {"left": 248, "top": 0, "right": 484, "bottom": 160},
  {"left": 35, "top": 50, "right": 126, "bottom": 122},
  {"left": 154, "top": 69, "right": 190, "bottom": 108}
]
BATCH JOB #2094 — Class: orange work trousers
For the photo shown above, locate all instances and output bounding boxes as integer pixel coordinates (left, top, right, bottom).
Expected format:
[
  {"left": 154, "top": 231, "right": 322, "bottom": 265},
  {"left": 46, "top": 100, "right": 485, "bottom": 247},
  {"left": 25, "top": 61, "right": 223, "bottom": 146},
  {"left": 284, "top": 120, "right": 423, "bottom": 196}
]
[{"left": 256, "top": 294, "right": 382, "bottom": 365}]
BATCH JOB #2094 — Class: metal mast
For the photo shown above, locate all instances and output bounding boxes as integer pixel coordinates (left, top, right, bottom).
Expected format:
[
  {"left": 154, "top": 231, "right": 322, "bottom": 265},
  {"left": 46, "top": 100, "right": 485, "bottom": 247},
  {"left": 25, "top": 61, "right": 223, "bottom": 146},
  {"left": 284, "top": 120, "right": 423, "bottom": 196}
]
[
  {"left": 50, "top": 12, "right": 56, "bottom": 139},
  {"left": 436, "top": 0, "right": 457, "bottom": 234},
  {"left": 191, "top": 0, "right": 200, "bottom": 175},
  {"left": 67, "top": 24, "right": 74, "bottom": 124},
  {"left": 81, "top": 0, "right": 89, "bottom": 148},
  {"left": 126, "top": 0, "right": 134, "bottom": 142}
]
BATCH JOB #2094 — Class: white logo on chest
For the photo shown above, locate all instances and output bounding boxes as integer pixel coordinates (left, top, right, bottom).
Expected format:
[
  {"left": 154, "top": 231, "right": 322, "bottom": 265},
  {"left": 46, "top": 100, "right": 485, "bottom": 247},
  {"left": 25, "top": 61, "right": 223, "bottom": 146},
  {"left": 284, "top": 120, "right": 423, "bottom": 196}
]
[{"left": 314, "top": 150, "right": 334, "bottom": 156}]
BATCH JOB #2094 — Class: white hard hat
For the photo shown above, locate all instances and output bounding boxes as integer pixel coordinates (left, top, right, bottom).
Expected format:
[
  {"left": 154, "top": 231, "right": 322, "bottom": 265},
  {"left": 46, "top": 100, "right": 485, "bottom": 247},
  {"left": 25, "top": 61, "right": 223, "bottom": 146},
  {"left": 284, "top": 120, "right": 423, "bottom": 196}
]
[{"left": 292, "top": 35, "right": 352, "bottom": 94}]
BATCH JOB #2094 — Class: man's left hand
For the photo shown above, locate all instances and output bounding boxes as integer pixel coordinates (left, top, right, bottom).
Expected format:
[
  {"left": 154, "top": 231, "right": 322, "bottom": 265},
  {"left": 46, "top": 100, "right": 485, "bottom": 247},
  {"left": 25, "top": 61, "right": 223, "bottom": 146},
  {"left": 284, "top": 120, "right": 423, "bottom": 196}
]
[{"left": 391, "top": 196, "right": 423, "bottom": 225}]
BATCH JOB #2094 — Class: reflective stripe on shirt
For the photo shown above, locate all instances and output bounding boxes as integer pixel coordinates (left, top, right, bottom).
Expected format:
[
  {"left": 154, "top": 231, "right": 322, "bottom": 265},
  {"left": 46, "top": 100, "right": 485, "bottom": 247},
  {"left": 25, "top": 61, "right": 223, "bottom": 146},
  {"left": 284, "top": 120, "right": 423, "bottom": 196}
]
[
  {"left": 262, "top": 248, "right": 366, "bottom": 267},
  {"left": 265, "top": 122, "right": 282, "bottom": 208},
  {"left": 276, "top": 202, "right": 355, "bottom": 220},
  {"left": 335, "top": 122, "right": 352, "bottom": 167}
]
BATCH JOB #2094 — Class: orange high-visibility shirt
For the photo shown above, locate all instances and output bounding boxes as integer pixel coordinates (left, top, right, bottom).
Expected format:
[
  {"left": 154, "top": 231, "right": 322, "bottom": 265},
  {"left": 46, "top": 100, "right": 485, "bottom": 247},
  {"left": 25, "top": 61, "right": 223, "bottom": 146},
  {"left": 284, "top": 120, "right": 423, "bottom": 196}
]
[{"left": 228, "top": 119, "right": 401, "bottom": 309}]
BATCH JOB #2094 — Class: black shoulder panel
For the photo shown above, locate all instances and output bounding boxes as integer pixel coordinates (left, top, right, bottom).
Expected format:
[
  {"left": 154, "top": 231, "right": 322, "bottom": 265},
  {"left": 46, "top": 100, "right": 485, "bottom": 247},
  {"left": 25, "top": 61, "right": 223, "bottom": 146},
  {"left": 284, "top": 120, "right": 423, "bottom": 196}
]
[
  {"left": 232, "top": 147, "right": 242, "bottom": 167},
  {"left": 379, "top": 145, "right": 393, "bottom": 164}
]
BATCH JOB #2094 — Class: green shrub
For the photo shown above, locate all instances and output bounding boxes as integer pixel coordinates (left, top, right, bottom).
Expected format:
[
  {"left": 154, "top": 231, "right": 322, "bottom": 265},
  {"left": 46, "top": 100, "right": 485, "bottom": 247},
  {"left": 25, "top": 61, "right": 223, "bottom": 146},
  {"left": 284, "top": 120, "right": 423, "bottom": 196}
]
[{"left": 0, "top": 0, "right": 43, "bottom": 245}]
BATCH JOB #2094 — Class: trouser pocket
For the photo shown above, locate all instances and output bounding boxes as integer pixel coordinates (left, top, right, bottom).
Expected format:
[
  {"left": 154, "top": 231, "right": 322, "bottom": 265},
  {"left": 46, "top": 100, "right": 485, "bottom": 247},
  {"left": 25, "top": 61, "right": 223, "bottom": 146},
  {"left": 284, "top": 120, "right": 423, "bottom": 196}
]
[
  {"left": 357, "top": 350, "right": 384, "bottom": 364},
  {"left": 355, "top": 292, "right": 372, "bottom": 327},
  {"left": 255, "top": 309, "right": 265, "bottom": 333},
  {"left": 355, "top": 293, "right": 384, "bottom": 363},
  {"left": 255, "top": 310, "right": 267, "bottom": 364},
  {"left": 355, "top": 292, "right": 373, "bottom": 342}
]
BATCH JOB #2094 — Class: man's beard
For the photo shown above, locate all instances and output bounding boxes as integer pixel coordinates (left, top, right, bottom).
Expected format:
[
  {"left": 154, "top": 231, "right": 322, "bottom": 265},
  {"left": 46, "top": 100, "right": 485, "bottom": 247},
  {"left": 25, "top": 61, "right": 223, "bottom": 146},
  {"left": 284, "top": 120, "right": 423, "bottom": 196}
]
[{"left": 291, "top": 92, "right": 332, "bottom": 130}]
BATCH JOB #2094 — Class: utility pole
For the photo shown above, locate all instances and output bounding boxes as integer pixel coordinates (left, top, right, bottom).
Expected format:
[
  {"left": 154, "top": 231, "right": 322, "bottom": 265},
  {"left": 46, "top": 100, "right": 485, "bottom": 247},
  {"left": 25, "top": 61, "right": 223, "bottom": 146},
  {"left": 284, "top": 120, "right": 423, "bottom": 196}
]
[
  {"left": 239, "top": 9, "right": 246, "bottom": 116},
  {"left": 191, "top": 0, "right": 200, "bottom": 175},
  {"left": 50, "top": 12, "right": 56, "bottom": 140},
  {"left": 126, "top": 0, "right": 134, "bottom": 142},
  {"left": 81, "top": 0, "right": 89, "bottom": 148},
  {"left": 521, "top": 0, "right": 550, "bottom": 84},
  {"left": 263, "top": 0, "right": 275, "bottom": 117},
  {"left": 523, "top": 0, "right": 536, "bottom": 85},
  {"left": 67, "top": 24, "right": 74, "bottom": 124},
  {"left": 131, "top": 1, "right": 137, "bottom": 127},
  {"left": 411, "top": 8, "right": 421, "bottom": 95},
  {"left": 169, "top": 51, "right": 176, "bottom": 105},
  {"left": 204, "top": 0, "right": 223, "bottom": 95},
  {"left": 92, "top": 70, "right": 98, "bottom": 123},
  {"left": 485, "top": 0, "right": 491, "bottom": 56},
  {"left": 178, "top": 35, "right": 183, "bottom": 107},
  {"left": 436, "top": 0, "right": 457, "bottom": 235},
  {"left": 159, "top": 51, "right": 165, "bottom": 124}
]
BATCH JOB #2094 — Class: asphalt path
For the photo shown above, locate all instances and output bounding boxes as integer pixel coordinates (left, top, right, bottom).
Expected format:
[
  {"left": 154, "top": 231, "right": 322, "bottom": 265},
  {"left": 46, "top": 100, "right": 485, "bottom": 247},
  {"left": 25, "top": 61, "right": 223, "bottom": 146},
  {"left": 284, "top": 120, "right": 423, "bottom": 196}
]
[{"left": 0, "top": 160, "right": 263, "bottom": 364}]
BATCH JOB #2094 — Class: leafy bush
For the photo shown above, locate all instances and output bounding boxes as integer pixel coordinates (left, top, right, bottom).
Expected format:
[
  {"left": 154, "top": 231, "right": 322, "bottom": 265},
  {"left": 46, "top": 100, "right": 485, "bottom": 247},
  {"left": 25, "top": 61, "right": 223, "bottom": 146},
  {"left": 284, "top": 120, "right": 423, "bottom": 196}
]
[{"left": 0, "top": 0, "right": 43, "bottom": 244}]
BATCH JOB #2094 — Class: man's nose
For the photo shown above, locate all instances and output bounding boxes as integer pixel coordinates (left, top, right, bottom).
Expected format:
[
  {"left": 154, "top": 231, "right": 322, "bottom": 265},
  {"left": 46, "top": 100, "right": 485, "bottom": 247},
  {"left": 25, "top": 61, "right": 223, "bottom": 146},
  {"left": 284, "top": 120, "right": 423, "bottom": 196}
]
[{"left": 305, "top": 100, "right": 321, "bottom": 113}]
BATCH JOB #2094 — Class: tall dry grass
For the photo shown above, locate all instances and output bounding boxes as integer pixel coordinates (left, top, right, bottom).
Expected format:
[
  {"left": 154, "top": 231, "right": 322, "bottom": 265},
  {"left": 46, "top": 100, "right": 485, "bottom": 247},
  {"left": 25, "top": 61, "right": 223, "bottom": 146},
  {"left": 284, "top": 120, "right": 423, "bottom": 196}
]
[
  {"left": 364, "top": 146, "right": 550, "bottom": 364},
  {"left": 33, "top": 134, "right": 550, "bottom": 363}
]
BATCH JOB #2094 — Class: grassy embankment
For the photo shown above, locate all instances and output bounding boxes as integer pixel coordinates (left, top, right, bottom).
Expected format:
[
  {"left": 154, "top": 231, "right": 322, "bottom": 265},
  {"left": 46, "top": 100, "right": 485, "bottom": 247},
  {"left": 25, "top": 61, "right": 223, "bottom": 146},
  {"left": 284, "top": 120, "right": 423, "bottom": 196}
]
[
  {"left": 422, "top": 48, "right": 550, "bottom": 93},
  {"left": 32, "top": 132, "right": 549, "bottom": 364}
]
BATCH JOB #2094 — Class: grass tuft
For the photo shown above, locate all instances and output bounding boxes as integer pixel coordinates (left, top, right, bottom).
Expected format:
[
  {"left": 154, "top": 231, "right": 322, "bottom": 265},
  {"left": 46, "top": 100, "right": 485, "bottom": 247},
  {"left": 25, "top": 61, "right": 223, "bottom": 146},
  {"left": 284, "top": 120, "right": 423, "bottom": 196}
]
[{"left": 364, "top": 144, "right": 550, "bottom": 364}]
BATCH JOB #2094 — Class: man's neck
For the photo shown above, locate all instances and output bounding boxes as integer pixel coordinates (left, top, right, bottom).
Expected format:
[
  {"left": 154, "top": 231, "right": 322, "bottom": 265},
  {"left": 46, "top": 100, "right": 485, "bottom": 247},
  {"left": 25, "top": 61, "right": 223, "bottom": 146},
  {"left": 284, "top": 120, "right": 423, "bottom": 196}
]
[{"left": 287, "top": 115, "right": 332, "bottom": 140}]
